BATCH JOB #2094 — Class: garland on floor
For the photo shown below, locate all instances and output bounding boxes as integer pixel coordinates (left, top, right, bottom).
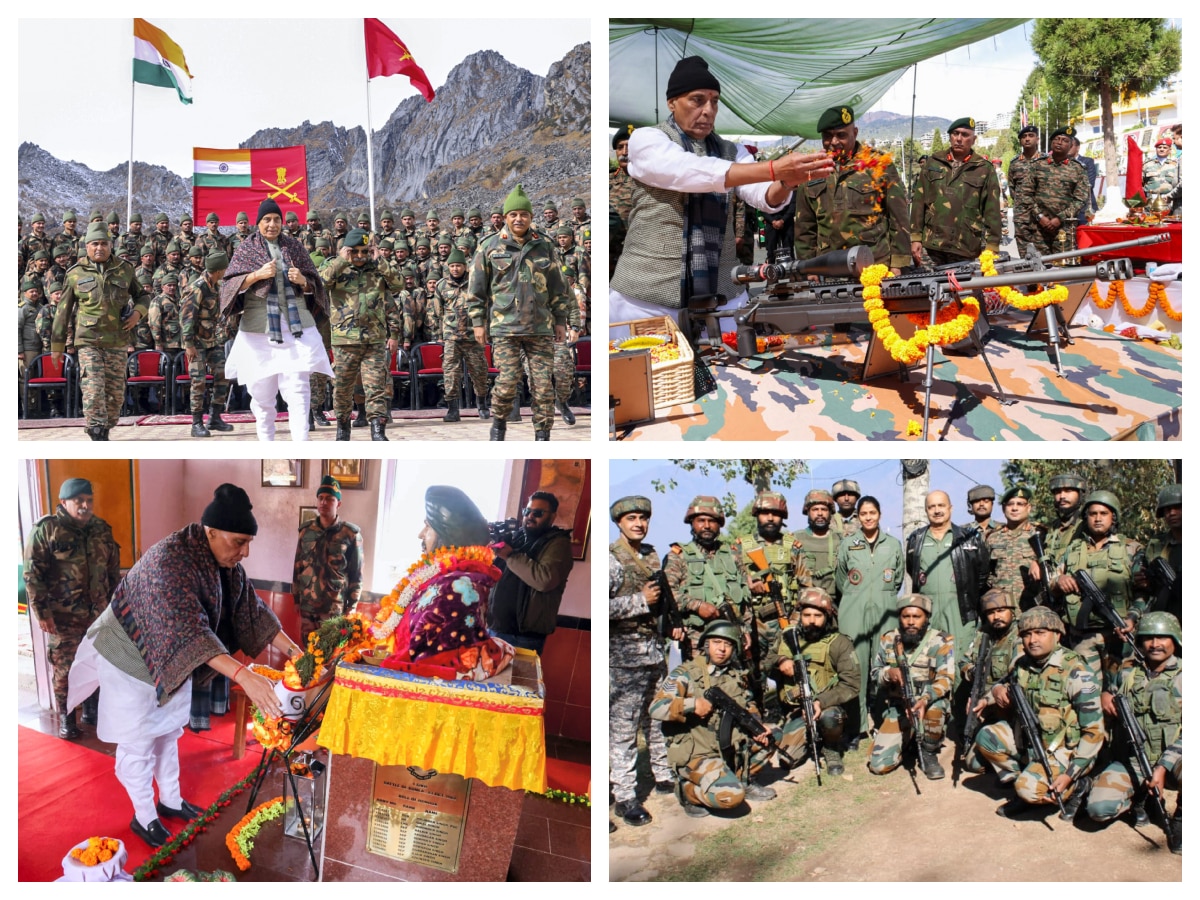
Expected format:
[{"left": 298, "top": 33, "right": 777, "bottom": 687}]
[
  {"left": 132, "top": 762, "right": 265, "bottom": 882},
  {"left": 530, "top": 788, "right": 591, "bottom": 807},
  {"left": 225, "top": 796, "right": 286, "bottom": 872}
]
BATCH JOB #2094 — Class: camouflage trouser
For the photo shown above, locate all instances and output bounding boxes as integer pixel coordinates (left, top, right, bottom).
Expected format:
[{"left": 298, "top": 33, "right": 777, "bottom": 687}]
[
  {"left": 300, "top": 611, "right": 330, "bottom": 645},
  {"left": 332, "top": 343, "right": 390, "bottom": 420},
  {"left": 778, "top": 704, "right": 848, "bottom": 760},
  {"left": 493, "top": 335, "right": 554, "bottom": 431},
  {"left": 1029, "top": 221, "right": 1078, "bottom": 260},
  {"left": 974, "top": 720, "right": 1086, "bottom": 805},
  {"left": 552, "top": 341, "right": 574, "bottom": 404},
  {"left": 76, "top": 346, "right": 127, "bottom": 427},
  {"left": 610, "top": 663, "right": 672, "bottom": 803},
  {"left": 868, "top": 700, "right": 948, "bottom": 774},
  {"left": 674, "top": 736, "right": 778, "bottom": 809},
  {"left": 1086, "top": 757, "right": 1182, "bottom": 823},
  {"left": 189, "top": 345, "right": 231, "bottom": 414},
  {"left": 443, "top": 337, "right": 488, "bottom": 402},
  {"left": 1014, "top": 219, "right": 1039, "bottom": 259},
  {"left": 48, "top": 626, "right": 89, "bottom": 711},
  {"left": 310, "top": 317, "right": 333, "bottom": 411},
  {"left": 1070, "top": 630, "right": 1122, "bottom": 689}
]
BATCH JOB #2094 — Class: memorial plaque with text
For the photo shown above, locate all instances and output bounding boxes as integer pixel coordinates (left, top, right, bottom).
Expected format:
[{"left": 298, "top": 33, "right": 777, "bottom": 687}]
[{"left": 367, "top": 765, "right": 471, "bottom": 873}]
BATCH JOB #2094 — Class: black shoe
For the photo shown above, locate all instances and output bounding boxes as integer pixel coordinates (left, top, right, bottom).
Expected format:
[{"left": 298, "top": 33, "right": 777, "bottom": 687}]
[
  {"left": 676, "top": 781, "right": 710, "bottom": 817},
  {"left": 207, "top": 408, "right": 233, "bottom": 431},
  {"left": 370, "top": 419, "right": 388, "bottom": 441},
  {"left": 996, "top": 797, "right": 1028, "bottom": 819},
  {"left": 1131, "top": 801, "right": 1149, "bottom": 827},
  {"left": 1168, "top": 810, "right": 1182, "bottom": 855},
  {"left": 130, "top": 816, "right": 172, "bottom": 849},
  {"left": 613, "top": 800, "right": 651, "bottom": 827},
  {"left": 920, "top": 743, "right": 945, "bottom": 780},
  {"left": 443, "top": 401, "right": 461, "bottom": 423},
  {"left": 191, "top": 412, "right": 211, "bottom": 437},
  {"left": 335, "top": 417, "right": 351, "bottom": 441},
  {"left": 534, "top": 429, "right": 550, "bottom": 441},
  {"left": 489, "top": 421, "right": 506, "bottom": 441},
  {"left": 507, "top": 404, "right": 521, "bottom": 422},
  {"left": 79, "top": 692, "right": 99, "bottom": 726},
  {"left": 654, "top": 780, "right": 675, "bottom": 794},
  {"left": 477, "top": 404, "right": 491, "bottom": 420},
  {"left": 156, "top": 799, "right": 204, "bottom": 822},
  {"left": 58, "top": 713, "right": 81, "bottom": 740},
  {"left": 87, "top": 425, "right": 106, "bottom": 441},
  {"left": 1060, "top": 776, "right": 1092, "bottom": 820},
  {"left": 559, "top": 401, "right": 576, "bottom": 425},
  {"left": 352, "top": 402, "right": 368, "bottom": 427},
  {"left": 744, "top": 781, "right": 777, "bottom": 801},
  {"left": 824, "top": 749, "right": 845, "bottom": 777}
]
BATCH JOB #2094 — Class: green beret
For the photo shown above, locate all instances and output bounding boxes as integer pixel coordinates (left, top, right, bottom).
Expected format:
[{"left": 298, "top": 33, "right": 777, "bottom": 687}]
[
  {"left": 948, "top": 117, "right": 976, "bottom": 134},
  {"left": 106, "top": 212, "right": 120, "bottom": 225},
  {"left": 613, "top": 124, "right": 636, "bottom": 149},
  {"left": 236, "top": 211, "right": 249, "bottom": 223},
  {"left": 611, "top": 495, "right": 652, "bottom": 522},
  {"left": 205, "top": 251, "right": 229, "bottom": 272},
  {"left": 966, "top": 485, "right": 995, "bottom": 503},
  {"left": 130, "top": 212, "right": 143, "bottom": 224},
  {"left": 316, "top": 475, "right": 341, "bottom": 500},
  {"left": 84, "top": 222, "right": 110, "bottom": 243},
  {"left": 31, "top": 213, "right": 46, "bottom": 224},
  {"left": 63, "top": 210, "right": 77, "bottom": 222},
  {"left": 21, "top": 278, "right": 42, "bottom": 293},
  {"left": 155, "top": 213, "right": 169, "bottom": 224},
  {"left": 468, "top": 207, "right": 482, "bottom": 218},
  {"left": 180, "top": 213, "right": 192, "bottom": 224},
  {"left": 344, "top": 228, "right": 370, "bottom": 248},
  {"left": 447, "top": 247, "right": 466, "bottom": 265},
  {"left": 47, "top": 281, "right": 62, "bottom": 294},
  {"left": 1001, "top": 485, "right": 1033, "bottom": 505},
  {"left": 571, "top": 197, "right": 586, "bottom": 209},
  {"left": 401, "top": 208, "right": 416, "bottom": 218},
  {"left": 59, "top": 478, "right": 93, "bottom": 500},
  {"left": 165, "top": 240, "right": 180, "bottom": 254},
  {"left": 504, "top": 184, "right": 533, "bottom": 215},
  {"left": 451, "top": 208, "right": 465, "bottom": 218}
]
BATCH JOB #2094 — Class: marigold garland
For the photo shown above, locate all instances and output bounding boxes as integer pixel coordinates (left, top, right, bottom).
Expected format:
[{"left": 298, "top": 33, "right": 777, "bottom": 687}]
[
  {"left": 70, "top": 836, "right": 121, "bottom": 866},
  {"left": 372, "top": 545, "right": 500, "bottom": 647},
  {"left": 720, "top": 332, "right": 787, "bottom": 353},
  {"left": 860, "top": 264, "right": 979, "bottom": 365},
  {"left": 1155, "top": 282, "right": 1181, "bottom": 322},
  {"left": 225, "top": 796, "right": 285, "bottom": 872},
  {"left": 978, "top": 251, "right": 1069, "bottom": 310},
  {"left": 1089, "top": 279, "right": 1179, "bottom": 321}
]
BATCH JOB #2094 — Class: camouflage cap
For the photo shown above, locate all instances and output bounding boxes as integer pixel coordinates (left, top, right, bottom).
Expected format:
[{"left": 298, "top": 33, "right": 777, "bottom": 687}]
[
  {"left": 106, "top": 212, "right": 120, "bottom": 225},
  {"left": 831, "top": 479, "right": 861, "bottom": 498},
  {"left": 503, "top": 185, "right": 533, "bottom": 215},
  {"left": 84, "top": 222, "right": 110, "bottom": 243},
  {"left": 130, "top": 212, "right": 143, "bottom": 223},
  {"left": 1018, "top": 606, "right": 1065, "bottom": 635},
  {"left": 205, "top": 251, "right": 229, "bottom": 272},
  {"left": 684, "top": 495, "right": 725, "bottom": 526},
  {"left": 1135, "top": 611, "right": 1181, "bottom": 646},
  {"left": 966, "top": 484, "right": 995, "bottom": 503},
  {"left": 1156, "top": 484, "right": 1182, "bottom": 516},
  {"left": 898, "top": 593, "right": 932, "bottom": 615},
  {"left": 1049, "top": 472, "right": 1087, "bottom": 492},
  {"left": 803, "top": 489, "right": 834, "bottom": 513},
  {"left": 752, "top": 490, "right": 788, "bottom": 517},
  {"left": 610, "top": 495, "right": 652, "bottom": 522},
  {"left": 817, "top": 106, "right": 855, "bottom": 132},
  {"left": 237, "top": 211, "right": 250, "bottom": 223},
  {"left": 948, "top": 117, "right": 977, "bottom": 134},
  {"left": 344, "top": 228, "right": 370, "bottom": 249},
  {"left": 58, "top": 478, "right": 94, "bottom": 500},
  {"left": 1001, "top": 485, "right": 1033, "bottom": 505},
  {"left": 797, "top": 587, "right": 836, "bottom": 620},
  {"left": 701, "top": 618, "right": 741, "bottom": 647},
  {"left": 207, "top": 212, "right": 220, "bottom": 224},
  {"left": 980, "top": 588, "right": 1016, "bottom": 612},
  {"left": 1082, "top": 490, "right": 1120, "bottom": 519}
]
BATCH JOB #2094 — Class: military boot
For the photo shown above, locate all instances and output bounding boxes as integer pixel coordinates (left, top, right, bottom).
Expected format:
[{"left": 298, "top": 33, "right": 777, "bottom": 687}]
[
  {"left": 191, "top": 412, "right": 211, "bottom": 437},
  {"left": 353, "top": 401, "right": 369, "bottom": 427},
  {"left": 443, "top": 400, "right": 461, "bottom": 422},
  {"left": 1059, "top": 775, "right": 1092, "bottom": 820},
  {"left": 920, "top": 742, "right": 945, "bottom": 780},
  {"left": 79, "top": 691, "right": 100, "bottom": 727},
  {"left": 370, "top": 419, "right": 388, "bottom": 441},
  {"left": 58, "top": 710, "right": 81, "bottom": 740},
  {"left": 87, "top": 425, "right": 107, "bottom": 441},
  {"left": 1131, "top": 799, "right": 1149, "bottom": 827},
  {"left": 559, "top": 400, "right": 576, "bottom": 425},
  {"left": 207, "top": 406, "right": 233, "bottom": 432},
  {"left": 477, "top": 402, "right": 491, "bottom": 420},
  {"left": 507, "top": 404, "right": 521, "bottom": 422},
  {"left": 612, "top": 799, "right": 651, "bottom": 827},
  {"left": 489, "top": 420, "right": 506, "bottom": 441},
  {"left": 823, "top": 747, "right": 845, "bottom": 777},
  {"left": 995, "top": 796, "right": 1028, "bottom": 818},
  {"left": 744, "top": 779, "right": 777, "bottom": 802},
  {"left": 1168, "top": 809, "right": 1182, "bottom": 855},
  {"left": 676, "top": 781, "right": 709, "bottom": 818},
  {"left": 534, "top": 430, "right": 550, "bottom": 441},
  {"left": 336, "top": 417, "right": 352, "bottom": 441},
  {"left": 309, "top": 405, "right": 329, "bottom": 427}
]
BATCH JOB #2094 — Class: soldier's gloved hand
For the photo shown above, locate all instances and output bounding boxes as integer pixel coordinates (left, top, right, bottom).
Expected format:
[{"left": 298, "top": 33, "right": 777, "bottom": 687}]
[
  {"left": 695, "top": 602, "right": 719, "bottom": 620},
  {"left": 641, "top": 580, "right": 661, "bottom": 606},
  {"left": 122, "top": 310, "right": 142, "bottom": 331}
]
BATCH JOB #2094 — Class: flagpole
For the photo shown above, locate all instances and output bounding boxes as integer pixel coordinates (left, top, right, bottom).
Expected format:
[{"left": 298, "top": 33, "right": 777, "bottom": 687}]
[
  {"left": 366, "top": 71, "right": 376, "bottom": 234},
  {"left": 128, "top": 31, "right": 135, "bottom": 228}
]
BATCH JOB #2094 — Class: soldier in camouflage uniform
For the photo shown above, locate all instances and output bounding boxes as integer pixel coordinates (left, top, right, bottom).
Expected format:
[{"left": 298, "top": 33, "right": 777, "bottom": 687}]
[
  {"left": 149, "top": 274, "right": 183, "bottom": 353},
  {"left": 375, "top": 209, "right": 397, "bottom": 247},
  {"left": 570, "top": 197, "right": 590, "bottom": 242},
  {"left": 292, "top": 476, "right": 363, "bottom": 642},
  {"left": 173, "top": 214, "right": 196, "bottom": 258},
  {"left": 540, "top": 200, "right": 559, "bottom": 232},
  {"left": 480, "top": 206, "right": 504, "bottom": 241},
  {"left": 47, "top": 244, "right": 76, "bottom": 291},
  {"left": 650, "top": 619, "right": 780, "bottom": 817},
  {"left": 182, "top": 244, "right": 207, "bottom": 287},
  {"left": 461, "top": 207, "right": 484, "bottom": 256},
  {"left": 1008, "top": 125, "right": 1047, "bottom": 258},
  {"left": 1142, "top": 136, "right": 1180, "bottom": 212},
  {"left": 23, "top": 478, "right": 120, "bottom": 738},
  {"left": 1017, "top": 126, "right": 1092, "bottom": 263},
  {"left": 732, "top": 490, "right": 811, "bottom": 690},
  {"left": 664, "top": 495, "right": 749, "bottom": 661},
  {"left": 413, "top": 237, "right": 433, "bottom": 284},
  {"left": 1136, "top": 484, "right": 1181, "bottom": 622},
  {"left": 319, "top": 229, "right": 401, "bottom": 441},
  {"left": 1052, "top": 491, "right": 1146, "bottom": 689},
  {"left": 105, "top": 212, "right": 122, "bottom": 248},
  {"left": 609, "top": 495, "right": 674, "bottom": 827},
  {"left": 1043, "top": 471, "right": 1087, "bottom": 564},
  {"left": 796, "top": 489, "right": 841, "bottom": 599},
  {"left": 133, "top": 243, "right": 157, "bottom": 287},
  {"left": 283, "top": 211, "right": 305, "bottom": 243},
  {"left": 18, "top": 212, "right": 52, "bottom": 276},
  {"left": 1086, "top": 611, "right": 1181, "bottom": 851},
  {"left": 399, "top": 265, "right": 432, "bottom": 350},
  {"left": 795, "top": 105, "right": 912, "bottom": 272},
  {"left": 126, "top": 274, "right": 156, "bottom": 353},
  {"left": 18, "top": 280, "right": 44, "bottom": 373},
  {"left": 959, "top": 588, "right": 1024, "bottom": 775},
  {"left": 967, "top": 484, "right": 1001, "bottom": 539},
  {"left": 180, "top": 251, "right": 234, "bottom": 437},
  {"left": 145, "top": 213, "right": 171, "bottom": 266},
  {"left": 830, "top": 478, "right": 861, "bottom": 537},
  {"left": 774, "top": 588, "right": 860, "bottom": 776},
  {"left": 610, "top": 126, "right": 636, "bottom": 271},
  {"left": 52, "top": 210, "right": 83, "bottom": 261},
  {"left": 51, "top": 222, "right": 150, "bottom": 439},
  {"left": 194, "top": 212, "right": 232, "bottom": 261},
  {"left": 868, "top": 594, "right": 954, "bottom": 780},
  {"left": 398, "top": 208, "right": 420, "bottom": 252},
  {"left": 547, "top": 225, "right": 585, "bottom": 423},
  {"left": 436, "top": 247, "right": 490, "bottom": 423},
  {"left": 910, "top": 117, "right": 1003, "bottom": 265},
  {"left": 36, "top": 281, "right": 65, "bottom": 354},
  {"left": 976, "top": 606, "right": 1104, "bottom": 820},
  {"left": 152, "top": 241, "right": 184, "bottom": 291},
  {"left": 468, "top": 184, "right": 570, "bottom": 441},
  {"left": 117, "top": 213, "right": 145, "bottom": 264},
  {"left": 986, "top": 486, "right": 1047, "bottom": 610}
]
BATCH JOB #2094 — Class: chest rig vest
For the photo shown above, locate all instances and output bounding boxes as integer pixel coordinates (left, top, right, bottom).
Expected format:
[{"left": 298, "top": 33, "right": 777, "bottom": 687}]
[
  {"left": 1120, "top": 659, "right": 1182, "bottom": 761},
  {"left": 1018, "top": 650, "right": 1084, "bottom": 751},
  {"left": 1065, "top": 535, "right": 1134, "bottom": 627},
  {"left": 611, "top": 538, "right": 660, "bottom": 638}
]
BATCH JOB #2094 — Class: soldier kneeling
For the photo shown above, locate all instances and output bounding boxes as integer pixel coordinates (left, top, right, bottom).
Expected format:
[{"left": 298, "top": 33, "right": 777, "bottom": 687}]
[{"left": 651, "top": 619, "right": 779, "bottom": 817}]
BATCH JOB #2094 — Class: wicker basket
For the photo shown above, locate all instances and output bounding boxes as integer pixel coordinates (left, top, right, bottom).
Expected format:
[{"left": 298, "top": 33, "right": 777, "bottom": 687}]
[{"left": 610, "top": 316, "right": 695, "bottom": 408}]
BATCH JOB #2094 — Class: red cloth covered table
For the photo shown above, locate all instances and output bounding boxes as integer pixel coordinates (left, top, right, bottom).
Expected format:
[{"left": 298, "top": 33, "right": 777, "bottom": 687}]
[{"left": 1077, "top": 223, "right": 1181, "bottom": 265}]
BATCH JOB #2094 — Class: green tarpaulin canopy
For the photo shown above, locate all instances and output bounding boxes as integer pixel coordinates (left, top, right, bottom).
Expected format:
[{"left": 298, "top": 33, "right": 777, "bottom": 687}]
[{"left": 610, "top": 19, "right": 1028, "bottom": 138}]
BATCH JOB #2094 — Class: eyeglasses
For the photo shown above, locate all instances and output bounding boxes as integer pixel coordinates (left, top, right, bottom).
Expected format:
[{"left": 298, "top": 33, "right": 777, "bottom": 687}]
[{"left": 522, "top": 507, "right": 549, "bottom": 519}]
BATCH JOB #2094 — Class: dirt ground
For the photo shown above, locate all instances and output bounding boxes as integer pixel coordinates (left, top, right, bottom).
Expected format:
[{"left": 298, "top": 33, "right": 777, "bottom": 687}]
[{"left": 609, "top": 741, "right": 1183, "bottom": 882}]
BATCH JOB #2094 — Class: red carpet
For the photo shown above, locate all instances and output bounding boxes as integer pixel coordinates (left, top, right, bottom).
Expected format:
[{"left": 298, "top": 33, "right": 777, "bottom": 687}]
[
  {"left": 19, "top": 724, "right": 261, "bottom": 882},
  {"left": 545, "top": 757, "right": 589, "bottom": 798}
]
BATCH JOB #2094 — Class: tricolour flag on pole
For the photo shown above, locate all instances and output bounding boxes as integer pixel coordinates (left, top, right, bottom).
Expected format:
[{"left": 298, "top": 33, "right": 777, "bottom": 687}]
[
  {"left": 133, "top": 18, "right": 193, "bottom": 105},
  {"left": 193, "top": 146, "right": 309, "bottom": 223},
  {"left": 364, "top": 18, "right": 435, "bottom": 102}
]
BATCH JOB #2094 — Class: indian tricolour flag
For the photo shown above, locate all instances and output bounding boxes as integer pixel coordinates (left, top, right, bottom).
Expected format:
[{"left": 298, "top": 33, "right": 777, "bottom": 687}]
[
  {"left": 194, "top": 149, "right": 252, "bottom": 188},
  {"left": 132, "top": 18, "right": 193, "bottom": 105}
]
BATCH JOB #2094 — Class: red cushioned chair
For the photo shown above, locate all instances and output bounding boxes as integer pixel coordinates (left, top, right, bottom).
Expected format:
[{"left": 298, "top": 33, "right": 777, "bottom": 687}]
[
  {"left": 411, "top": 341, "right": 446, "bottom": 410},
  {"left": 570, "top": 336, "right": 591, "bottom": 407},
  {"left": 389, "top": 347, "right": 414, "bottom": 411},
  {"left": 169, "top": 350, "right": 212, "bottom": 416},
  {"left": 23, "top": 353, "right": 76, "bottom": 419},
  {"left": 122, "top": 350, "right": 171, "bottom": 417}
]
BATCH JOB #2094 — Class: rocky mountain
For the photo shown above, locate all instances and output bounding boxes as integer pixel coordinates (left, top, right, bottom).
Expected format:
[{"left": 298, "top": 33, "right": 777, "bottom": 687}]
[{"left": 18, "top": 43, "right": 590, "bottom": 227}]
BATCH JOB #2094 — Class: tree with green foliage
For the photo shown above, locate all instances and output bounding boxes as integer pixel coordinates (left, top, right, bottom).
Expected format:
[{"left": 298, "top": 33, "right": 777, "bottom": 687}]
[
  {"left": 650, "top": 459, "right": 808, "bottom": 518},
  {"left": 1031, "top": 19, "right": 1181, "bottom": 205},
  {"left": 929, "top": 129, "right": 945, "bottom": 154},
  {"left": 1007, "top": 66, "right": 1074, "bottom": 154},
  {"left": 1000, "top": 458, "right": 1177, "bottom": 546}
]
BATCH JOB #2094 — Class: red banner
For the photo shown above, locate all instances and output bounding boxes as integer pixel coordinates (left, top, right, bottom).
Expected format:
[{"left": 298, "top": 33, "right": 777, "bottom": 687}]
[
  {"left": 1125, "top": 135, "right": 1146, "bottom": 204},
  {"left": 364, "top": 18, "right": 435, "bottom": 102},
  {"left": 192, "top": 145, "right": 309, "bottom": 225}
]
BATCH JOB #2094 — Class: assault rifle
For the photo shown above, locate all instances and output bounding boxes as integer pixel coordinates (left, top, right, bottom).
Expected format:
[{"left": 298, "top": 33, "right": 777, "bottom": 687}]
[
  {"left": 780, "top": 627, "right": 823, "bottom": 785},
  {"left": 956, "top": 632, "right": 993, "bottom": 787},
  {"left": 653, "top": 569, "right": 691, "bottom": 659},
  {"left": 1073, "top": 570, "right": 1145, "bottom": 664},
  {"left": 705, "top": 685, "right": 797, "bottom": 771},
  {"left": 1007, "top": 676, "right": 1070, "bottom": 818},
  {"left": 1145, "top": 557, "right": 1178, "bottom": 616},
  {"left": 1113, "top": 692, "right": 1177, "bottom": 847},
  {"left": 894, "top": 637, "right": 931, "bottom": 795},
  {"left": 1028, "top": 531, "right": 1057, "bottom": 609},
  {"left": 744, "top": 547, "right": 791, "bottom": 631}
]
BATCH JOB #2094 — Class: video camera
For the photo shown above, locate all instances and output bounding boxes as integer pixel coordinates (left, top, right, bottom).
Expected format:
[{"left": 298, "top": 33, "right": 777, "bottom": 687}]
[{"left": 487, "top": 518, "right": 528, "bottom": 551}]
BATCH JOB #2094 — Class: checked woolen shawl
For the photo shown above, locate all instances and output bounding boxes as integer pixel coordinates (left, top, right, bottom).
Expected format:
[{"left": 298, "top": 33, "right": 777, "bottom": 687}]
[
  {"left": 664, "top": 115, "right": 729, "bottom": 302},
  {"left": 218, "top": 230, "right": 329, "bottom": 338},
  {"left": 108, "top": 523, "right": 280, "bottom": 704}
]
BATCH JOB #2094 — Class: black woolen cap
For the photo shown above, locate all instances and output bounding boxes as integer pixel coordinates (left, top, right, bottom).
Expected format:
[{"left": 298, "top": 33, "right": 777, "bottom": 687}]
[{"left": 666, "top": 56, "right": 720, "bottom": 100}]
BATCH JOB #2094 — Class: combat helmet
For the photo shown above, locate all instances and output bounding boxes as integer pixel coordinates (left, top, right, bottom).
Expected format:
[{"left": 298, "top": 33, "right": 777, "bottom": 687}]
[
  {"left": 610, "top": 495, "right": 651, "bottom": 523},
  {"left": 684, "top": 495, "right": 725, "bottom": 526},
  {"left": 803, "top": 489, "right": 834, "bottom": 514},
  {"left": 1156, "top": 484, "right": 1182, "bottom": 517},
  {"left": 967, "top": 484, "right": 996, "bottom": 503},
  {"left": 898, "top": 594, "right": 932, "bottom": 615},
  {"left": 1082, "top": 490, "right": 1121, "bottom": 522},
  {"left": 831, "top": 479, "right": 861, "bottom": 499},
  {"left": 1049, "top": 472, "right": 1087, "bottom": 493},
  {"left": 979, "top": 588, "right": 1016, "bottom": 612},
  {"left": 797, "top": 587, "right": 837, "bottom": 623},
  {"left": 1135, "top": 611, "right": 1182, "bottom": 647},
  {"left": 700, "top": 618, "right": 741, "bottom": 648},
  {"left": 1018, "top": 606, "right": 1066, "bottom": 635},
  {"left": 752, "top": 490, "right": 788, "bottom": 518}
]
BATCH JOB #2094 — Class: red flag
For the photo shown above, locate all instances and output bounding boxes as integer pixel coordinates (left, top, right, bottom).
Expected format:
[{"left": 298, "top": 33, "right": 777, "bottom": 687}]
[
  {"left": 193, "top": 146, "right": 309, "bottom": 223},
  {"left": 1125, "top": 135, "right": 1146, "bottom": 203},
  {"left": 364, "top": 18, "right": 435, "bottom": 102}
]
